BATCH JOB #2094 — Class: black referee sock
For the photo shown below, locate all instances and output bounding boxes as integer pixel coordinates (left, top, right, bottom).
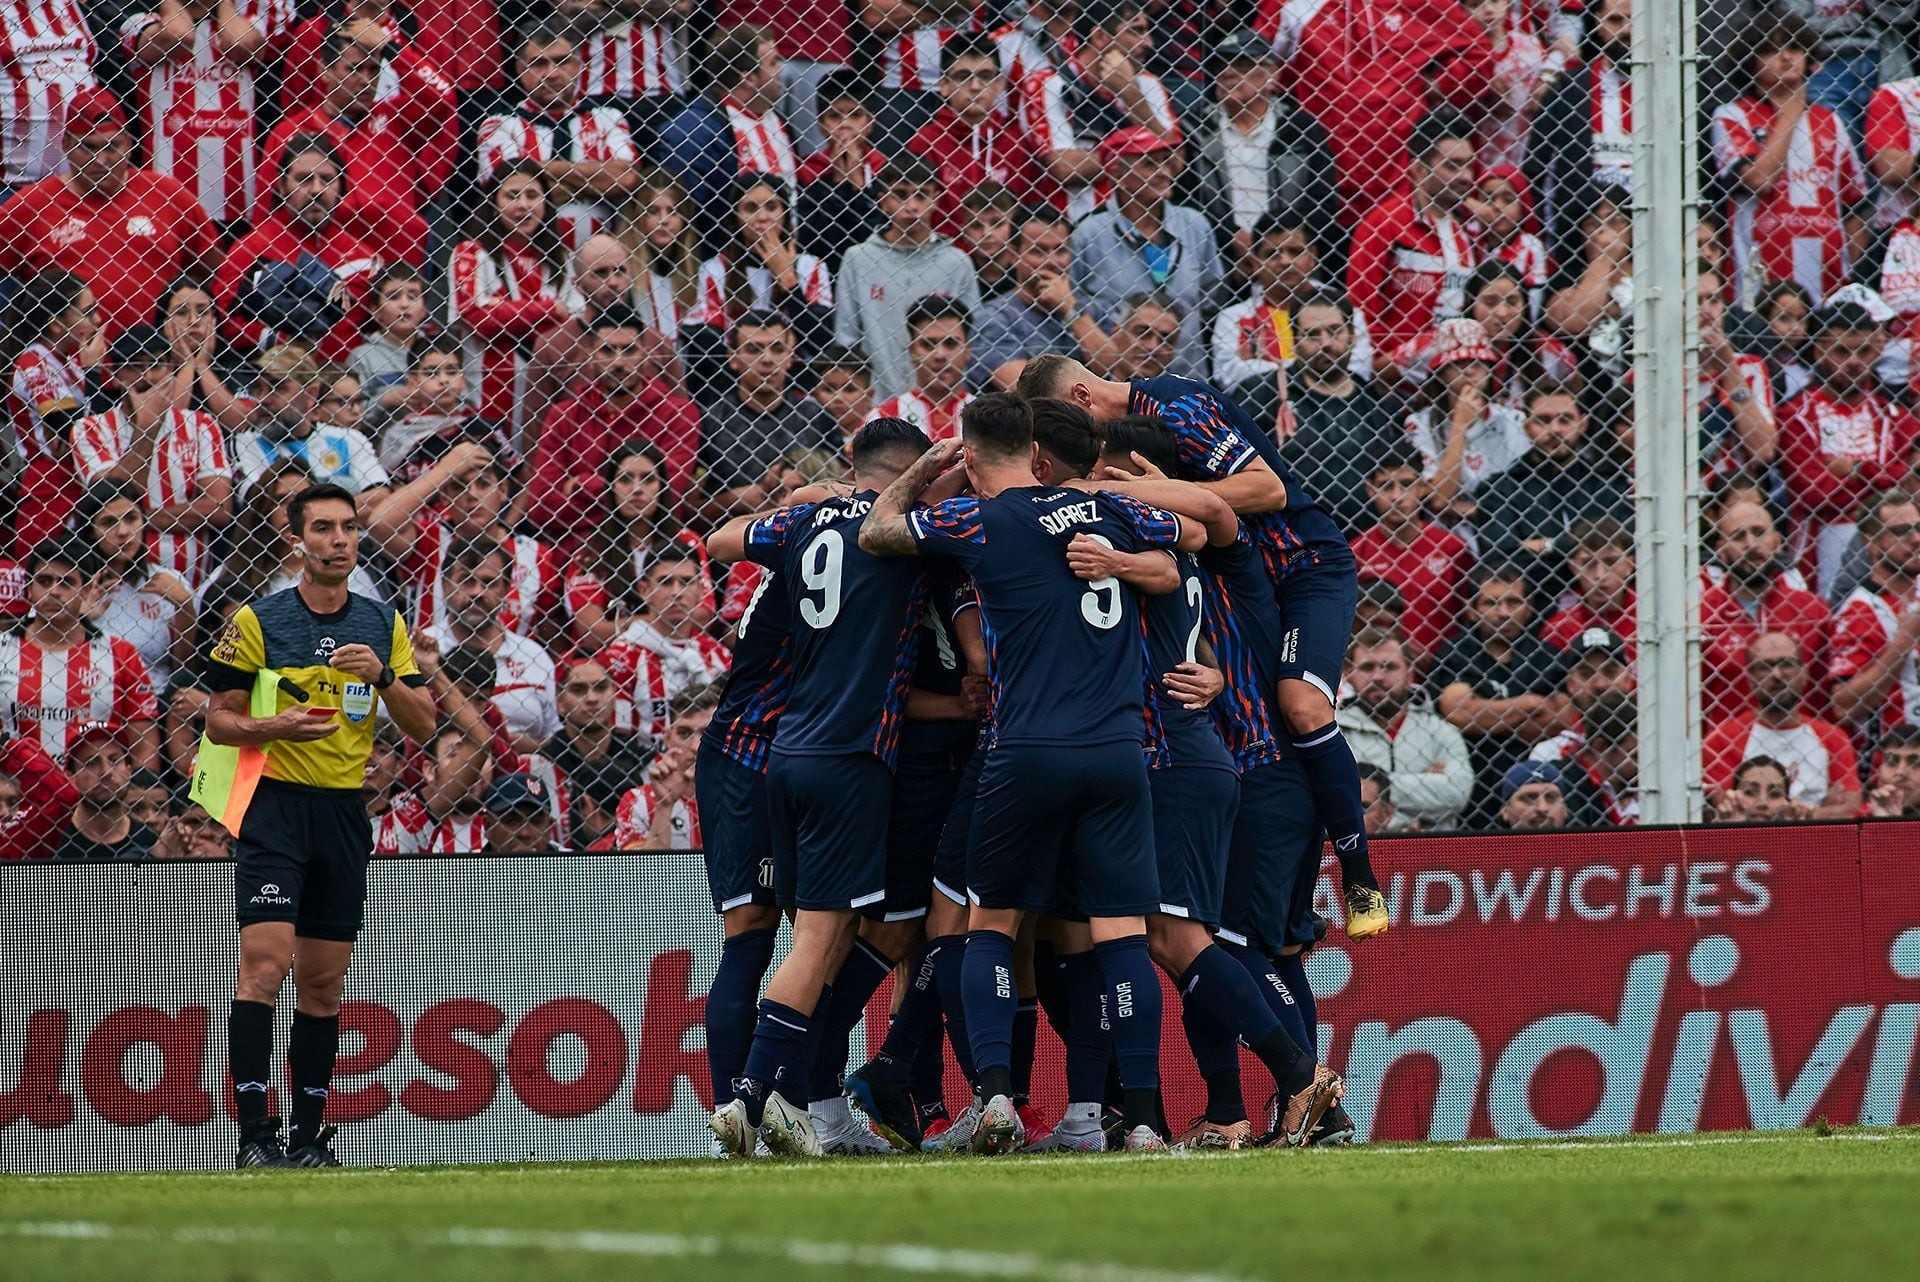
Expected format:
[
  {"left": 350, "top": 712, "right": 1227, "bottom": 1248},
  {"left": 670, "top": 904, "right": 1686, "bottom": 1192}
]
[
  {"left": 229, "top": 1000, "right": 275, "bottom": 1128},
  {"left": 287, "top": 1010, "right": 340, "bottom": 1149}
]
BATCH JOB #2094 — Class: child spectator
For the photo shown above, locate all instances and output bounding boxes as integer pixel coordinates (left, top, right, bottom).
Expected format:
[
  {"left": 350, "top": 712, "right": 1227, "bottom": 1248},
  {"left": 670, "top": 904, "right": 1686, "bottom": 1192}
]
[
  {"left": 1758, "top": 279, "right": 1816, "bottom": 401},
  {"left": 5, "top": 271, "right": 100, "bottom": 554},
  {"left": 380, "top": 334, "right": 512, "bottom": 480},
  {"left": 1543, "top": 517, "right": 1637, "bottom": 655},
  {"left": 233, "top": 345, "right": 390, "bottom": 499},
  {"left": 1351, "top": 449, "right": 1476, "bottom": 663},
  {"left": 865, "top": 296, "right": 974, "bottom": 439},
  {"left": 617, "top": 170, "right": 702, "bottom": 341},
  {"left": 796, "top": 71, "right": 889, "bottom": 263},
  {"left": 1469, "top": 166, "right": 1551, "bottom": 317},
  {"left": 1212, "top": 213, "right": 1374, "bottom": 390},
  {"left": 73, "top": 479, "right": 196, "bottom": 687},
  {"left": 1401, "top": 318, "right": 1530, "bottom": 524},
  {"left": 808, "top": 345, "right": 875, "bottom": 448},
  {"left": 904, "top": 33, "right": 1044, "bottom": 240},
  {"left": 562, "top": 442, "right": 689, "bottom": 651},
  {"left": 608, "top": 682, "right": 716, "bottom": 849},
  {"left": 1865, "top": 722, "right": 1920, "bottom": 816},
  {"left": 348, "top": 264, "right": 430, "bottom": 434},
  {"left": 956, "top": 180, "right": 1021, "bottom": 298}
]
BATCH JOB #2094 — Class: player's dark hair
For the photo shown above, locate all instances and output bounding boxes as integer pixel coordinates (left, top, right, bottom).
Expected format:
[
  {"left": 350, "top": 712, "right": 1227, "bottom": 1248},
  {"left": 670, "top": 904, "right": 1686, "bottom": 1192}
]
[
  {"left": 907, "top": 294, "right": 972, "bottom": 334},
  {"left": 446, "top": 536, "right": 508, "bottom": 576},
  {"left": 1095, "top": 414, "right": 1178, "bottom": 476},
  {"left": 850, "top": 417, "right": 935, "bottom": 476},
  {"left": 408, "top": 330, "right": 463, "bottom": 369},
  {"left": 286, "top": 483, "right": 357, "bottom": 536},
  {"left": 960, "top": 391, "right": 1034, "bottom": 459},
  {"left": 1014, "top": 353, "right": 1080, "bottom": 401},
  {"left": 1031, "top": 400, "right": 1100, "bottom": 478},
  {"left": 1408, "top": 108, "right": 1473, "bottom": 162}
]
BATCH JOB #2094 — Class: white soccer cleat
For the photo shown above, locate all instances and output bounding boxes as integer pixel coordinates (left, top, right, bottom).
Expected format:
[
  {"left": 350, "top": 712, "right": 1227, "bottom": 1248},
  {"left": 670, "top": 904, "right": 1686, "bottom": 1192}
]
[
  {"left": 811, "top": 1096, "right": 893, "bottom": 1156},
  {"left": 1025, "top": 1102, "right": 1105, "bottom": 1152},
  {"left": 1123, "top": 1125, "right": 1169, "bottom": 1152},
  {"left": 969, "top": 1093, "right": 1024, "bottom": 1156},
  {"left": 709, "top": 1100, "right": 755, "bottom": 1158},
  {"left": 921, "top": 1104, "right": 979, "bottom": 1152},
  {"left": 757, "top": 1090, "right": 823, "bottom": 1157}
]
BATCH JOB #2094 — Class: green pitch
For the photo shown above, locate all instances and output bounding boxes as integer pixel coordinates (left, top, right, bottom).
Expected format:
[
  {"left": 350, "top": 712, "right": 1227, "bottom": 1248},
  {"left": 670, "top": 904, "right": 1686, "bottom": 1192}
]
[{"left": 5, "top": 1129, "right": 1918, "bottom": 1282}]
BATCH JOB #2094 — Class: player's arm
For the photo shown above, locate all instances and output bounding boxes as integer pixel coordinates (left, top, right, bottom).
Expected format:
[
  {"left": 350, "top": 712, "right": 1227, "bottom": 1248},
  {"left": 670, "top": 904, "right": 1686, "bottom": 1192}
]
[
  {"left": 1066, "top": 534, "right": 1179, "bottom": 594},
  {"left": 860, "top": 440, "right": 965, "bottom": 556},
  {"left": 1086, "top": 469, "right": 1237, "bottom": 546},
  {"left": 1163, "top": 634, "right": 1224, "bottom": 710}
]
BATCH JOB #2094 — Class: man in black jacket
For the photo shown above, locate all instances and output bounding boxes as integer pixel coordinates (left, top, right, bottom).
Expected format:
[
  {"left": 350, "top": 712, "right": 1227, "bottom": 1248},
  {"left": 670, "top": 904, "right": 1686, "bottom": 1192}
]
[
  {"left": 1527, "top": 0, "right": 1635, "bottom": 269},
  {"left": 1475, "top": 379, "right": 1633, "bottom": 578}
]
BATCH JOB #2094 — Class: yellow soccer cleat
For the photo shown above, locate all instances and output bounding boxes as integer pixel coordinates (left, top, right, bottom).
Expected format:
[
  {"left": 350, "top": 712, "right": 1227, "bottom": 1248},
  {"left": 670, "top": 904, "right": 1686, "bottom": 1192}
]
[{"left": 1345, "top": 884, "right": 1389, "bottom": 939}]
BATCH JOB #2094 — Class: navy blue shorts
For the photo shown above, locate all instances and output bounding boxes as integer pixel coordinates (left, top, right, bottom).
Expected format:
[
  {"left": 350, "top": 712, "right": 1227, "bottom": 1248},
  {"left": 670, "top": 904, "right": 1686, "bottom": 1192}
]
[
  {"left": 767, "top": 750, "right": 892, "bottom": 911},
  {"left": 694, "top": 739, "right": 775, "bottom": 914},
  {"left": 931, "top": 742, "right": 986, "bottom": 906},
  {"left": 968, "top": 741, "right": 1159, "bottom": 918},
  {"left": 880, "top": 735, "right": 972, "bottom": 921},
  {"left": 1149, "top": 765, "right": 1239, "bottom": 925},
  {"left": 1274, "top": 550, "right": 1358, "bottom": 709},
  {"left": 1220, "top": 758, "right": 1322, "bottom": 952}
]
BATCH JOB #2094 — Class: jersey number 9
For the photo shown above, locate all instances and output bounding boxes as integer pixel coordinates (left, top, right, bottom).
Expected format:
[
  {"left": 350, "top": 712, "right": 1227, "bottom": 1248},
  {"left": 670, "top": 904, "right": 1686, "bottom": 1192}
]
[{"left": 800, "top": 529, "right": 845, "bottom": 629}]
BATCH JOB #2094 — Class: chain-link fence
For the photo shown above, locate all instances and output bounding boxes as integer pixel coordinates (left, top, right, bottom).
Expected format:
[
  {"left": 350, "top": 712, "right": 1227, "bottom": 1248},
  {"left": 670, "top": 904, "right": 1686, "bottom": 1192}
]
[{"left": 5, "top": 0, "right": 1920, "bottom": 857}]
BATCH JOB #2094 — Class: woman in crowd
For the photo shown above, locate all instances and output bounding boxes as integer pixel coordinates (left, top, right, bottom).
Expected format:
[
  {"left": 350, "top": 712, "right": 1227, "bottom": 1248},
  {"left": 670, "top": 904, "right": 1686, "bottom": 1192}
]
[
  {"left": 685, "top": 173, "right": 835, "bottom": 362},
  {"left": 620, "top": 170, "right": 701, "bottom": 343},
  {"left": 75, "top": 478, "right": 195, "bottom": 687},
  {"left": 564, "top": 440, "right": 689, "bottom": 651},
  {"left": 447, "top": 160, "right": 570, "bottom": 444},
  {"left": 1402, "top": 317, "right": 1531, "bottom": 530},
  {"left": 155, "top": 278, "right": 249, "bottom": 436},
  {"left": 6, "top": 270, "right": 101, "bottom": 551}
]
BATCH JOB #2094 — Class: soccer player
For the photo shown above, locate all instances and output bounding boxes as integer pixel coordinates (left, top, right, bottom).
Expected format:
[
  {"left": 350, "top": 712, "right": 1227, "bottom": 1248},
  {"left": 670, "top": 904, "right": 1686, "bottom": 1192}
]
[
  {"left": 858, "top": 392, "right": 1196, "bottom": 1154},
  {"left": 705, "top": 419, "right": 939, "bottom": 1157},
  {"left": 205, "top": 483, "right": 438, "bottom": 1167},
  {"left": 1016, "top": 355, "right": 1390, "bottom": 941}
]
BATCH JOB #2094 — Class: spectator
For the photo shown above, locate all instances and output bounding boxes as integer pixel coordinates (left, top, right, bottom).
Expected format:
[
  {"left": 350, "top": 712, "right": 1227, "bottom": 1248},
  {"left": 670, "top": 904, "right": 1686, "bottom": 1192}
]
[
  {"left": 617, "top": 170, "right": 701, "bottom": 342},
  {"left": 154, "top": 279, "right": 249, "bottom": 437},
  {"left": 1355, "top": 573, "right": 1409, "bottom": 640},
  {"left": 125, "top": 769, "right": 170, "bottom": 832},
  {"left": 608, "top": 681, "right": 716, "bottom": 849},
  {"left": 904, "top": 33, "right": 1044, "bottom": 241},
  {"left": 1430, "top": 261, "right": 1577, "bottom": 410},
  {"left": 601, "top": 541, "right": 731, "bottom": 747},
  {"left": 1757, "top": 278, "right": 1816, "bottom": 400},
  {"left": 371, "top": 634, "right": 500, "bottom": 854},
  {"left": 122, "top": 0, "right": 279, "bottom": 229},
  {"left": 1543, "top": 516, "right": 1637, "bottom": 653},
  {"left": 1700, "top": 496, "right": 1832, "bottom": 723},
  {"left": 809, "top": 346, "right": 875, "bottom": 448},
  {"left": 1703, "top": 632, "right": 1861, "bottom": 820},
  {"left": 566, "top": 0, "right": 687, "bottom": 139},
  {"left": 1357, "top": 760, "right": 1395, "bottom": 835},
  {"left": 655, "top": 23, "right": 796, "bottom": 256},
  {"left": 0, "top": 0, "right": 98, "bottom": 189},
  {"left": 1020, "top": 0, "right": 1181, "bottom": 221},
  {"left": 1698, "top": 259, "right": 1779, "bottom": 484},
  {"left": 561, "top": 442, "right": 690, "bottom": 650},
  {"left": 836, "top": 155, "right": 982, "bottom": 399},
  {"left": 278, "top": 1, "right": 478, "bottom": 118},
  {"left": 54, "top": 723, "right": 156, "bottom": 862},
  {"left": 0, "top": 539, "right": 160, "bottom": 770},
  {"left": 546, "top": 655, "right": 653, "bottom": 846},
  {"left": 0, "top": 88, "right": 219, "bottom": 342},
  {"left": 1531, "top": 625, "right": 1638, "bottom": 826},
  {"left": 1475, "top": 378, "right": 1633, "bottom": 560},
  {"left": 194, "top": 460, "right": 385, "bottom": 613},
  {"left": 417, "top": 715, "right": 496, "bottom": 854},
  {"left": 0, "top": 737, "right": 80, "bottom": 861},
  {"left": 526, "top": 234, "right": 652, "bottom": 431},
  {"left": 1093, "top": 292, "right": 1183, "bottom": 381},
  {"left": 476, "top": 25, "right": 641, "bottom": 252},
  {"left": 687, "top": 173, "right": 836, "bottom": 379},
  {"left": 1070, "top": 127, "right": 1220, "bottom": 380},
  {"left": 262, "top": 19, "right": 456, "bottom": 269},
  {"left": 381, "top": 333, "right": 522, "bottom": 480},
  {"left": 530, "top": 308, "right": 700, "bottom": 540},
  {"left": 348, "top": 264, "right": 430, "bottom": 435},
  {"left": 72, "top": 480, "right": 195, "bottom": 689},
  {"left": 1528, "top": 0, "right": 1631, "bottom": 267},
  {"left": 71, "top": 324, "right": 233, "bottom": 589},
  {"left": 1778, "top": 295, "right": 1920, "bottom": 593},
  {"left": 1179, "top": 30, "right": 1338, "bottom": 278},
  {"left": 448, "top": 161, "right": 571, "bottom": 443},
  {"left": 1864, "top": 722, "right": 1920, "bottom": 817},
  {"left": 1350, "top": 447, "right": 1475, "bottom": 662},
  {"left": 482, "top": 773, "right": 558, "bottom": 853},
  {"left": 1496, "top": 759, "right": 1571, "bottom": 831},
  {"left": 968, "top": 205, "right": 1114, "bottom": 390},
  {"left": 233, "top": 345, "right": 391, "bottom": 499},
  {"left": 423, "top": 536, "right": 562, "bottom": 754},
  {"left": 957, "top": 181, "right": 1021, "bottom": 298},
  {"left": 1468, "top": 167, "right": 1552, "bottom": 317},
  {"left": 1347, "top": 108, "right": 1482, "bottom": 364},
  {"left": 1712, "top": 755, "right": 1801, "bottom": 823},
  {"left": 217, "top": 133, "right": 380, "bottom": 362},
  {"left": 1212, "top": 213, "right": 1373, "bottom": 391},
  {"left": 1465, "top": 0, "right": 1557, "bottom": 169},
  {"left": 1258, "top": 0, "right": 1492, "bottom": 223},
  {"left": 1712, "top": 11, "right": 1869, "bottom": 309},
  {"left": 796, "top": 71, "right": 889, "bottom": 264},
  {"left": 1830, "top": 488, "right": 1920, "bottom": 735},
  {"left": 694, "top": 311, "right": 841, "bottom": 519},
  {"left": 1335, "top": 628, "right": 1474, "bottom": 831},
  {"left": 5, "top": 270, "right": 100, "bottom": 553},
  {"left": 871, "top": 0, "right": 972, "bottom": 93},
  {"left": 1866, "top": 65, "right": 1920, "bottom": 235},
  {"left": 866, "top": 296, "right": 974, "bottom": 439},
  {"left": 1433, "top": 561, "right": 1573, "bottom": 827},
  {"left": 1402, "top": 317, "right": 1530, "bottom": 523}
]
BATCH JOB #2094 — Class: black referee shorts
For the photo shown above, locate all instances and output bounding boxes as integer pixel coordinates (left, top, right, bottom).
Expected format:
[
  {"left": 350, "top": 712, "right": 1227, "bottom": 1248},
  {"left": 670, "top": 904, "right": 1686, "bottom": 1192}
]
[{"left": 234, "top": 778, "right": 375, "bottom": 942}]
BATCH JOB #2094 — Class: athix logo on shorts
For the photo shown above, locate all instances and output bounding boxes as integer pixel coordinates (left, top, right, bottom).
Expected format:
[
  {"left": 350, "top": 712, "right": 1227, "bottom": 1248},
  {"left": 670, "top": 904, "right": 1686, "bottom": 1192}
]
[{"left": 249, "top": 882, "right": 293, "bottom": 906}]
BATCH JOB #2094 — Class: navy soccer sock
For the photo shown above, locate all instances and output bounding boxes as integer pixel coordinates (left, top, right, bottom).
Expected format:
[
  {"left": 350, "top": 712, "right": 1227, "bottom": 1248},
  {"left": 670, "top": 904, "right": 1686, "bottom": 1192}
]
[
  {"left": 1216, "top": 938, "right": 1314, "bottom": 1069},
  {"left": 912, "top": 1017, "right": 950, "bottom": 1126},
  {"left": 708, "top": 928, "right": 776, "bottom": 1106},
  {"left": 961, "top": 929, "right": 1018, "bottom": 1102},
  {"left": 878, "top": 941, "right": 941, "bottom": 1063},
  {"left": 1185, "top": 944, "right": 1311, "bottom": 1097},
  {"left": 286, "top": 1010, "right": 339, "bottom": 1149},
  {"left": 228, "top": 999, "right": 274, "bottom": 1128},
  {"left": 1059, "top": 949, "right": 1110, "bottom": 1105},
  {"left": 737, "top": 998, "right": 813, "bottom": 1126},
  {"left": 928, "top": 934, "right": 976, "bottom": 1081},
  {"left": 1032, "top": 937, "right": 1070, "bottom": 1038},
  {"left": 808, "top": 939, "right": 894, "bottom": 1103},
  {"left": 1010, "top": 998, "right": 1038, "bottom": 1106},
  {"left": 1094, "top": 935, "right": 1163, "bottom": 1130},
  {"left": 1290, "top": 723, "right": 1378, "bottom": 891},
  {"left": 1274, "top": 950, "right": 1319, "bottom": 1058},
  {"left": 1180, "top": 996, "right": 1246, "bottom": 1125}
]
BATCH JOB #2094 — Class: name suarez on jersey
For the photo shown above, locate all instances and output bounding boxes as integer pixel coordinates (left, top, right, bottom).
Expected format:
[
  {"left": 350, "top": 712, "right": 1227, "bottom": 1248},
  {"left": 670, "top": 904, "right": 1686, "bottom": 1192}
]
[{"left": 1037, "top": 499, "right": 1100, "bottom": 536}]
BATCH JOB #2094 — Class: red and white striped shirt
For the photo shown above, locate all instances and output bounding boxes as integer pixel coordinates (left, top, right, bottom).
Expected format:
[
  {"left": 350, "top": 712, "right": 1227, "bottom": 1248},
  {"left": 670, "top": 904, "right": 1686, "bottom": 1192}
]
[
  {"left": 407, "top": 518, "right": 564, "bottom": 639},
  {"left": 0, "top": 0, "right": 99, "bottom": 185},
  {"left": 578, "top": 18, "right": 683, "bottom": 100},
  {"left": 866, "top": 389, "right": 971, "bottom": 441},
  {"left": 599, "top": 622, "right": 731, "bottom": 749},
  {"left": 722, "top": 96, "right": 797, "bottom": 188},
  {"left": 612, "top": 783, "right": 700, "bottom": 849},
  {"left": 1712, "top": 96, "right": 1866, "bottom": 307},
  {"left": 8, "top": 342, "right": 85, "bottom": 463},
  {"left": 120, "top": 0, "right": 294, "bottom": 224},
  {"left": 688, "top": 252, "right": 834, "bottom": 327},
  {"left": 446, "top": 237, "right": 561, "bottom": 434},
  {"left": 1019, "top": 61, "right": 1179, "bottom": 221},
  {"left": 1865, "top": 76, "right": 1920, "bottom": 227},
  {"left": 1489, "top": 231, "right": 1552, "bottom": 288},
  {"left": 373, "top": 791, "right": 433, "bottom": 855},
  {"left": 474, "top": 103, "right": 637, "bottom": 250},
  {"left": 1831, "top": 583, "right": 1920, "bottom": 734},
  {"left": 882, "top": 25, "right": 963, "bottom": 92},
  {"left": 70, "top": 405, "right": 229, "bottom": 587},
  {"left": 0, "top": 633, "right": 159, "bottom": 760},
  {"left": 425, "top": 811, "right": 488, "bottom": 854},
  {"left": 1589, "top": 56, "right": 1633, "bottom": 191},
  {"left": 425, "top": 752, "right": 573, "bottom": 850}
]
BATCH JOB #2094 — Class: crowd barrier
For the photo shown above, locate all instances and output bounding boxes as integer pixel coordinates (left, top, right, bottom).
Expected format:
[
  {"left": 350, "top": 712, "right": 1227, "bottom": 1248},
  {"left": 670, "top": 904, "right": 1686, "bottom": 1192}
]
[{"left": 4, "top": 822, "right": 1918, "bottom": 1172}]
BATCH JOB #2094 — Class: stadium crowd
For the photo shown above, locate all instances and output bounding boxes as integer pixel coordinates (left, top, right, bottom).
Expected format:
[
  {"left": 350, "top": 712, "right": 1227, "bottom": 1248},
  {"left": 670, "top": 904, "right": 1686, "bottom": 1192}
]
[{"left": 6, "top": 0, "right": 1920, "bottom": 862}]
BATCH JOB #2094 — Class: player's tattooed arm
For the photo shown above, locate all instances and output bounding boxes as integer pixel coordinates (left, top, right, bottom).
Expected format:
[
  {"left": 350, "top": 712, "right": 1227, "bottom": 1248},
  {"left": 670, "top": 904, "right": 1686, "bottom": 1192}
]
[
  {"left": 1067, "top": 534, "right": 1179, "bottom": 594},
  {"left": 861, "top": 439, "right": 964, "bottom": 556}
]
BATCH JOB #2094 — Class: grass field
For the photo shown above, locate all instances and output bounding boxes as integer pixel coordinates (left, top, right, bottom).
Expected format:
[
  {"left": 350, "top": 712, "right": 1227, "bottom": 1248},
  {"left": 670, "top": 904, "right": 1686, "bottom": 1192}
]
[{"left": 4, "top": 1129, "right": 1917, "bottom": 1282}]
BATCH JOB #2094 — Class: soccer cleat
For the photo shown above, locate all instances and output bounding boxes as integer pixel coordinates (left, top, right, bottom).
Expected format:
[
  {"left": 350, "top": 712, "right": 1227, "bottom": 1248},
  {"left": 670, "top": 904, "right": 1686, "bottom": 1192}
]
[
  {"left": 235, "top": 1116, "right": 294, "bottom": 1169},
  {"left": 1174, "top": 1117, "right": 1253, "bottom": 1150},
  {"left": 1014, "top": 1104, "right": 1052, "bottom": 1149},
  {"left": 286, "top": 1122, "right": 343, "bottom": 1168},
  {"left": 921, "top": 1104, "right": 978, "bottom": 1152},
  {"left": 1267, "top": 1066, "right": 1345, "bottom": 1149},
  {"left": 1310, "top": 1102, "right": 1357, "bottom": 1147},
  {"left": 1345, "top": 884, "right": 1390, "bottom": 939},
  {"left": 970, "top": 1093, "right": 1024, "bottom": 1155},
  {"left": 709, "top": 1099, "right": 756, "bottom": 1158},
  {"left": 1026, "top": 1106, "right": 1106, "bottom": 1152},
  {"left": 811, "top": 1096, "right": 893, "bottom": 1156},
  {"left": 1123, "top": 1124, "right": 1169, "bottom": 1152},
  {"left": 844, "top": 1057, "right": 923, "bottom": 1150},
  {"left": 758, "top": 1090, "right": 823, "bottom": 1157}
]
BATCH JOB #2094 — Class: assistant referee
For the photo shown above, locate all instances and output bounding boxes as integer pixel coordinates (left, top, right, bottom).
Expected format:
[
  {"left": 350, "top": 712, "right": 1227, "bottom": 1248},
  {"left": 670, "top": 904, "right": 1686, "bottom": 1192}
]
[{"left": 205, "top": 483, "right": 437, "bottom": 1168}]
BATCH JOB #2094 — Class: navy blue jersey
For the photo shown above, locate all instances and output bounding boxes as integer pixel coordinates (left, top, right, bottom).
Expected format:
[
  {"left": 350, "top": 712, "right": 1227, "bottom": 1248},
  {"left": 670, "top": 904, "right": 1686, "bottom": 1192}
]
[
  {"left": 703, "top": 565, "right": 794, "bottom": 772},
  {"left": 1199, "top": 533, "right": 1286, "bottom": 773},
  {"left": 899, "top": 564, "right": 976, "bottom": 759},
  {"left": 1130, "top": 374, "right": 1352, "bottom": 574},
  {"left": 908, "top": 486, "right": 1183, "bottom": 748},
  {"left": 746, "top": 493, "right": 928, "bottom": 766},
  {"left": 1143, "top": 549, "right": 1235, "bottom": 773}
]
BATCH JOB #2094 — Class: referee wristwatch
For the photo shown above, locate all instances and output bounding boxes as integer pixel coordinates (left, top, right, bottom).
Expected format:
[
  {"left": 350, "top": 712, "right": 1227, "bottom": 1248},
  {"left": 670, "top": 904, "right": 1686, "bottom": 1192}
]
[{"left": 374, "top": 664, "right": 396, "bottom": 690}]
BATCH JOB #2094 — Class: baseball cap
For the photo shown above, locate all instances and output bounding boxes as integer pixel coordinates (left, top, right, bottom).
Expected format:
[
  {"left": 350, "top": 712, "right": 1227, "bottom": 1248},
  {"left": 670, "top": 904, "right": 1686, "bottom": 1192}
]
[
  {"left": 1501, "top": 760, "right": 1564, "bottom": 801},
  {"left": 64, "top": 88, "right": 128, "bottom": 139},
  {"left": 110, "top": 325, "right": 172, "bottom": 368},
  {"left": 1212, "top": 28, "right": 1273, "bottom": 67},
  {"left": 70, "top": 721, "right": 129, "bottom": 752},
  {"left": 1099, "top": 127, "right": 1178, "bottom": 161},
  {"left": 1427, "top": 317, "right": 1497, "bottom": 370},
  {"left": 1571, "top": 626, "right": 1630, "bottom": 663},
  {"left": 484, "top": 773, "right": 551, "bottom": 816}
]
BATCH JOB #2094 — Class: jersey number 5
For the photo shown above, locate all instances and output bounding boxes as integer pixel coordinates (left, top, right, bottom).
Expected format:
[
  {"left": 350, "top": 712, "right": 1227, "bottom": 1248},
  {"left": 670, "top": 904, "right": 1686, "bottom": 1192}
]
[
  {"left": 1080, "top": 534, "right": 1122, "bottom": 631},
  {"left": 799, "top": 529, "right": 845, "bottom": 628}
]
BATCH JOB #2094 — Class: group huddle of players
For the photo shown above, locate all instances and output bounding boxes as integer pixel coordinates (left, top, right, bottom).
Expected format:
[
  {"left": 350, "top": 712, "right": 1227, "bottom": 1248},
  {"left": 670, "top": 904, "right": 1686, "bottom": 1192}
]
[{"left": 694, "top": 359, "right": 1388, "bottom": 1157}]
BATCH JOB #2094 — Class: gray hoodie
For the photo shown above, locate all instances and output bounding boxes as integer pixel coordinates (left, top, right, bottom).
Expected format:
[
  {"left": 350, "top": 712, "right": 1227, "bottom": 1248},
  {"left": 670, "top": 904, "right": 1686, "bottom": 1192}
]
[{"left": 834, "top": 233, "right": 981, "bottom": 400}]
